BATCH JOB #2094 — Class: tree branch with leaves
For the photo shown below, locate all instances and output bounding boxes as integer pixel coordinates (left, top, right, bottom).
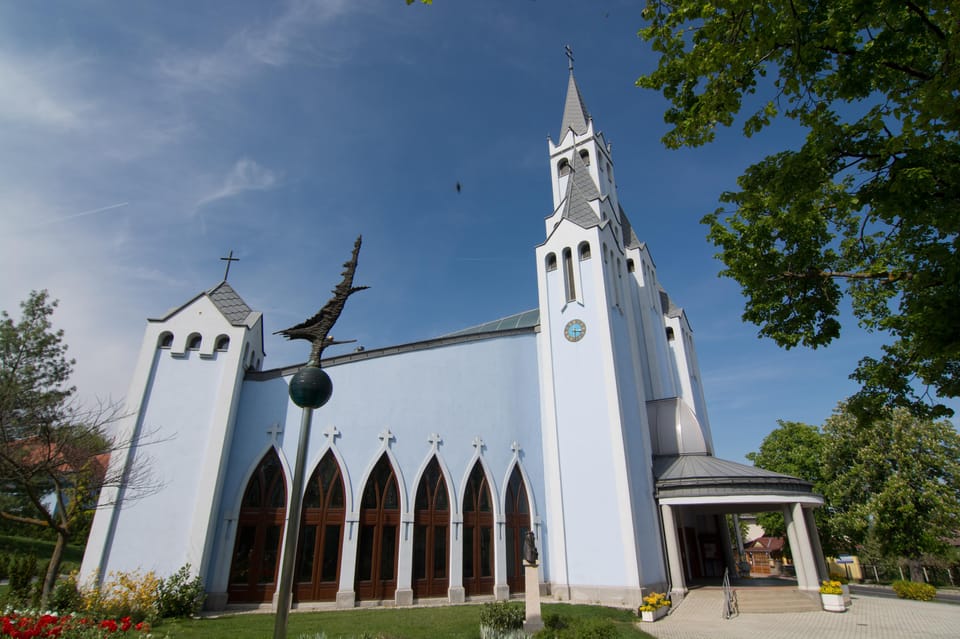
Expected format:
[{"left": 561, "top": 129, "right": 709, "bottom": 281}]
[{"left": 638, "top": 0, "right": 959, "bottom": 420}]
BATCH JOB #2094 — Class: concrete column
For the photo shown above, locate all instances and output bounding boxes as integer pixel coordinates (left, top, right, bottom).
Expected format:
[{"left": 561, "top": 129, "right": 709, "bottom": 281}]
[
  {"left": 785, "top": 503, "right": 820, "bottom": 591},
  {"left": 803, "top": 508, "right": 829, "bottom": 582},
  {"left": 660, "top": 504, "right": 686, "bottom": 595},
  {"left": 732, "top": 514, "right": 745, "bottom": 557},
  {"left": 717, "top": 515, "right": 736, "bottom": 577},
  {"left": 782, "top": 505, "right": 808, "bottom": 589}
]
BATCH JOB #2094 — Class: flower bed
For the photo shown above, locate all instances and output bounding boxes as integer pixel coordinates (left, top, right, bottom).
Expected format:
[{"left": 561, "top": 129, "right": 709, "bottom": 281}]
[
  {"left": 1, "top": 613, "right": 150, "bottom": 638},
  {"left": 638, "top": 592, "right": 670, "bottom": 622}
]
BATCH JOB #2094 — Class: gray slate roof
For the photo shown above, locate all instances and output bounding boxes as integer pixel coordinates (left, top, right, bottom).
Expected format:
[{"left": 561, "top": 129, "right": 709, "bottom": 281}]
[
  {"left": 653, "top": 454, "right": 817, "bottom": 500},
  {"left": 207, "top": 281, "right": 256, "bottom": 325},
  {"left": 559, "top": 71, "right": 590, "bottom": 137},
  {"left": 443, "top": 309, "right": 540, "bottom": 338},
  {"left": 561, "top": 150, "right": 601, "bottom": 228},
  {"left": 620, "top": 207, "right": 642, "bottom": 249}
]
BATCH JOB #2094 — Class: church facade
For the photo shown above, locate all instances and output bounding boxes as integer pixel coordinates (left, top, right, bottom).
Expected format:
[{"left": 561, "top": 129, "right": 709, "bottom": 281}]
[{"left": 81, "top": 71, "right": 828, "bottom": 610}]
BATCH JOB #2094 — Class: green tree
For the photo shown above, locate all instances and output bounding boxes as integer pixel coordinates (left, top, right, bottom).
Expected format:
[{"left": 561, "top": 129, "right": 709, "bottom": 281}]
[
  {"left": 637, "top": 1, "right": 959, "bottom": 419},
  {"left": 821, "top": 405, "right": 960, "bottom": 580},
  {"left": 745, "top": 420, "right": 837, "bottom": 554},
  {"left": 0, "top": 291, "right": 154, "bottom": 607}
]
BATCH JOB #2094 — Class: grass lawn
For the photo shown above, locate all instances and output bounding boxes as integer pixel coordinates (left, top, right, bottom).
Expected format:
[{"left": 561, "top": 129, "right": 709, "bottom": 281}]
[
  {"left": 0, "top": 533, "right": 85, "bottom": 576},
  {"left": 156, "top": 603, "right": 654, "bottom": 639}
]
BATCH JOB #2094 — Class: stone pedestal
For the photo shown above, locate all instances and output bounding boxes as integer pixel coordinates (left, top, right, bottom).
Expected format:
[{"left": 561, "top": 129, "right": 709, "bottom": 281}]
[{"left": 523, "top": 563, "right": 543, "bottom": 633}]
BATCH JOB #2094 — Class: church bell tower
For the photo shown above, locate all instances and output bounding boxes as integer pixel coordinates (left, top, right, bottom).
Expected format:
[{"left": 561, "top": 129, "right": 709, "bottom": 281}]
[{"left": 535, "top": 61, "right": 667, "bottom": 606}]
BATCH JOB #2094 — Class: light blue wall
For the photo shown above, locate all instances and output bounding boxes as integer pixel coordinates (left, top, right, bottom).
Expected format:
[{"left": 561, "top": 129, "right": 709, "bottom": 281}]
[
  {"left": 208, "top": 332, "right": 544, "bottom": 590},
  {"left": 104, "top": 349, "right": 229, "bottom": 576}
]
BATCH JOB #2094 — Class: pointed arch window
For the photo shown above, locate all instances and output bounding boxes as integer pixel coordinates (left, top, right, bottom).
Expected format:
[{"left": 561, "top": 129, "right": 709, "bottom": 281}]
[
  {"left": 562, "top": 248, "right": 576, "bottom": 303},
  {"left": 294, "top": 450, "right": 345, "bottom": 602},
  {"left": 462, "top": 462, "right": 494, "bottom": 596},
  {"left": 413, "top": 457, "right": 450, "bottom": 599},
  {"left": 505, "top": 466, "right": 532, "bottom": 594},
  {"left": 355, "top": 454, "right": 400, "bottom": 602},
  {"left": 228, "top": 449, "right": 286, "bottom": 603}
]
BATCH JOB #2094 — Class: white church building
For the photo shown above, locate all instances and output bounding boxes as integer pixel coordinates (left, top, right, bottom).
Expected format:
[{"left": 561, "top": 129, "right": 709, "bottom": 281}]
[{"left": 81, "top": 70, "right": 828, "bottom": 610}]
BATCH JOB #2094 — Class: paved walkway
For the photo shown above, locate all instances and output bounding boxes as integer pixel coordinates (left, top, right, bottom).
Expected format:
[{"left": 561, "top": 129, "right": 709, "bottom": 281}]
[{"left": 644, "top": 588, "right": 960, "bottom": 639}]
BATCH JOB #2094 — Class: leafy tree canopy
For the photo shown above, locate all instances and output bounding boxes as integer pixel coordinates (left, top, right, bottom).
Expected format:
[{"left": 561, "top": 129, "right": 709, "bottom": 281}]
[
  {"left": 638, "top": 1, "right": 959, "bottom": 419},
  {"left": 0, "top": 291, "right": 154, "bottom": 607},
  {"left": 749, "top": 404, "right": 960, "bottom": 574}
]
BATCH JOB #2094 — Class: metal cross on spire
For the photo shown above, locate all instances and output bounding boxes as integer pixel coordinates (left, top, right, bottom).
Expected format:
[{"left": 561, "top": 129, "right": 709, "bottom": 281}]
[
  {"left": 220, "top": 250, "right": 239, "bottom": 281},
  {"left": 565, "top": 44, "right": 574, "bottom": 71}
]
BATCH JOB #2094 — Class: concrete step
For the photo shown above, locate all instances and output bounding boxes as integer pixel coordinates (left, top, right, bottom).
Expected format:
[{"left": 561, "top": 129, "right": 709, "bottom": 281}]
[{"left": 733, "top": 587, "right": 821, "bottom": 614}]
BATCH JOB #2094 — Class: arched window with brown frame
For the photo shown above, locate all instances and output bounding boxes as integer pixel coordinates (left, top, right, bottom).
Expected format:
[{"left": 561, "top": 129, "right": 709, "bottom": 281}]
[
  {"left": 504, "top": 465, "right": 531, "bottom": 594},
  {"left": 228, "top": 449, "right": 287, "bottom": 603},
  {"left": 294, "top": 450, "right": 346, "bottom": 602},
  {"left": 355, "top": 454, "right": 401, "bottom": 602},
  {"left": 462, "top": 461, "right": 494, "bottom": 595},
  {"left": 412, "top": 457, "right": 450, "bottom": 599}
]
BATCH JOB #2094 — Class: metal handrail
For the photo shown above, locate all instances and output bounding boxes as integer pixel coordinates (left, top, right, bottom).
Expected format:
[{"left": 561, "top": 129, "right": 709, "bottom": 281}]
[{"left": 722, "top": 568, "right": 737, "bottom": 619}]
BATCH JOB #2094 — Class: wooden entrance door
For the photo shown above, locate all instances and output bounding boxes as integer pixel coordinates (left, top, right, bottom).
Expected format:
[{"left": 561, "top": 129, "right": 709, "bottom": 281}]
[
  {"left": 228, "top": 449, "right": 286, "bottom": 603},
  {"left": 462, "top": 462, "right": 494, "bottom": 596},
  {"left": 412, "top": 457, "right": 450, "bottom": 599},
  {"left": 294, "top": 450, "right": 345, "bottom": 602},
  {"left": 355, "top": 455, "right": 400, "bottom": 601},
  {"left": 504, "top": 465, "right": 531, "bottom": 594}
]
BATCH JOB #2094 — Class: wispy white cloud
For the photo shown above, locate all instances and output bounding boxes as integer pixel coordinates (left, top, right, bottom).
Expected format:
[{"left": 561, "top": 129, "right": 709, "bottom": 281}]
[
  {"left": 158, "top": 0, "right": 353, "bottom": 89},
  {"left": 0, "top": 52, "right": 88, "bottom": 129},
  {"left": 195, "top": 157, "right": 279, "bottom": 209}
]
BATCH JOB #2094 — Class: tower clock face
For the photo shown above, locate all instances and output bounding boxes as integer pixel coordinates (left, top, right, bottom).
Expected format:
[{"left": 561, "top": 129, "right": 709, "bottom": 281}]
[{"left": 564, "top": 319, "right": 586, "bottom": 342}]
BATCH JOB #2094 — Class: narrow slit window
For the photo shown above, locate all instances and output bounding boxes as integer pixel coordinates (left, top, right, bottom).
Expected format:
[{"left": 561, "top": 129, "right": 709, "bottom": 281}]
[{"left": 562, "top": 248, "right": 576, "bottom": 302}]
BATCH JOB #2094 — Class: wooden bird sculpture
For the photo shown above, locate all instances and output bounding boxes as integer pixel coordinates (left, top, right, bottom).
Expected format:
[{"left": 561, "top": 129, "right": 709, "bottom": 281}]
[{"left": 275, "top": 235, "right": 369, "bottom": 366}]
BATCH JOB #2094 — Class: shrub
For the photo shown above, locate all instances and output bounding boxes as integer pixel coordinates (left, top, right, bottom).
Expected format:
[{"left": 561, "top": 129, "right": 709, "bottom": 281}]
[
  {"left": 50, "top": 573, "right": 84, "bottom": 614},
  {"left": 156, "top": 564, "right": 206, "bottom": 618},
  {"left": 534, "top": 617, "right": 617, "bottom": 639},
  {"left": 5, "top": 554, "right": 38, "bottom": 607},
  {"left": 892, "top": 580, "right": 937, "bottom": 601},
  {"left": 479, "top": 602, "right": 525, "bottom": 639}
]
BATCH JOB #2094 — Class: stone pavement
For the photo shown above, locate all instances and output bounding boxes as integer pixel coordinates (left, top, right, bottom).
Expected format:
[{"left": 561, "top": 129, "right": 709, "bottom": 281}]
[{"left": 644, "top": 588, "right": 960, "bottom": 639}]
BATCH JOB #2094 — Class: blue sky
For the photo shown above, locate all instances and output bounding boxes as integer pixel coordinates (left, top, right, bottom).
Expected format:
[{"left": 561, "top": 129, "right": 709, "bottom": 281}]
[{"left": 1, "top": 0, "right": 940, "bottom": 463}]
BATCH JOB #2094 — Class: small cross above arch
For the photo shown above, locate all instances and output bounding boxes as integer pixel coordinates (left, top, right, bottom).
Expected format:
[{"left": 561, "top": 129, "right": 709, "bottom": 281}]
[
  {"left": 472, "top": 436, "right": 485, "bottom": 453},
  {"left": 266, "top": 422, "right": 283, "bottom": 443},
  {"left": 379, "top": 429, "right": 395, "bottom": 447},
  {"left": 323, "top": 425, "right": 340, "bottom": 441},
  {"left": 428, "top": 432, "right": 442, "bottom": 449}
]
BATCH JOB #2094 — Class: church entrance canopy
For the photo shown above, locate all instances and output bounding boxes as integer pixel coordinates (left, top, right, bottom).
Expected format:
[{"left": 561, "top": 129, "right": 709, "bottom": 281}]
[{"left": 652, "top": 454, "right": 827, "bottom": 595}]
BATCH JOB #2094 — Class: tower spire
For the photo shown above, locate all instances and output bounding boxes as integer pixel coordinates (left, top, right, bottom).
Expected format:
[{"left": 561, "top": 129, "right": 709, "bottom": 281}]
[{"left": 559, "top": 56, "right": 590, "bottom": 138}]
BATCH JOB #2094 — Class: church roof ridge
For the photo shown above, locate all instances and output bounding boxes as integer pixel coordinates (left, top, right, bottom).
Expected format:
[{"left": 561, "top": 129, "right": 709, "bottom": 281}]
[
  {"left": 150, "top": 280, "right": 257, "bottom": 326},
  {"left": 559, "top": 71, "right": 590, "bottom": 138}
]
